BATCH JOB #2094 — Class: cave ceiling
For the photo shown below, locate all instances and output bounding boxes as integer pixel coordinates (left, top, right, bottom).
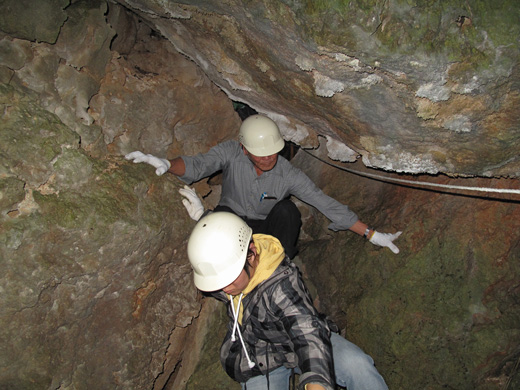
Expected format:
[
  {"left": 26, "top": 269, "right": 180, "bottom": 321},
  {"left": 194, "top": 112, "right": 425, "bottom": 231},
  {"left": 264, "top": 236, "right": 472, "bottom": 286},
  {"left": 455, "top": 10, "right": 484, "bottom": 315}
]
[{"left": 112, "top": 0, "right": 520, "bottom": 178}]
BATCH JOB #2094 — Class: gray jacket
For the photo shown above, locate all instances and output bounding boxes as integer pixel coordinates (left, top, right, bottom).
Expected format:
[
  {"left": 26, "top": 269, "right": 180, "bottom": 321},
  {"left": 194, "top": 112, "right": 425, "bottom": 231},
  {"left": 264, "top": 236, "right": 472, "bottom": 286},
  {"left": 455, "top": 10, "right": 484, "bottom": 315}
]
[{"left": 181, "top": 140, "right": 358, "bottom": 230}]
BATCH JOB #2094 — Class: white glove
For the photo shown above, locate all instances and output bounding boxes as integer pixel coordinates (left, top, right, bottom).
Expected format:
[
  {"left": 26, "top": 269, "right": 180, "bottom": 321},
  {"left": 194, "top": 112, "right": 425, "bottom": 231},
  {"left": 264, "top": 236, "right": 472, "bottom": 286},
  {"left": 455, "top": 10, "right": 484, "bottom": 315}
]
[
  {"left": 178, "top": 185, "right": 204, "bottom": 221},
  {"left": 125, "top": 151, "right": 171, "bottom": 176},
  {"left": 369, "top": 231, "right": 402, "bottom": 254}
]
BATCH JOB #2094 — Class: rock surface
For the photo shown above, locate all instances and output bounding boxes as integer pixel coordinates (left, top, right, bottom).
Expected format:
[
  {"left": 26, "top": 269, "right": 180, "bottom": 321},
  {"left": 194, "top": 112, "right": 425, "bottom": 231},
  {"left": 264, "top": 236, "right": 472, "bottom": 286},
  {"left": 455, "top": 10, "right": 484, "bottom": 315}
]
[
  {"left": 113, "top": 0, "right": 520, "bottom": 178},
  {"left": 0, "top": 1, "right": 519, "bottom": 389},
  {"left": 295, "top": 153, "right": 520, "bottom": 390},
  {"left": 1, "top": 1, "right": 238, "bottom": 389}
]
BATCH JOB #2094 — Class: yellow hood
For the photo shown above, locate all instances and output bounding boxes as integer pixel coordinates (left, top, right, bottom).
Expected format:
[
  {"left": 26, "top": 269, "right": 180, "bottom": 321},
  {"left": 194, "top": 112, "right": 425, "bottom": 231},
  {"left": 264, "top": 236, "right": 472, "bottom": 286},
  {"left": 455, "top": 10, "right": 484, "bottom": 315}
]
[{"left": 231, "top": 234, "right": 285, "bottom": 323}]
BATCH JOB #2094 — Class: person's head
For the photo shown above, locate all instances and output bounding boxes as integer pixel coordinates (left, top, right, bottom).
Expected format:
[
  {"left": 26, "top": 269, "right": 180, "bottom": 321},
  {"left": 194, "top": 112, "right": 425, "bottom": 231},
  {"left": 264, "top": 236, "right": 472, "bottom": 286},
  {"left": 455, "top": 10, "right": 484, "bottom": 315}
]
[
  {"left": 239, "top": 115, "right": 285, "bottom": 173},
  {"left": 187, "top": 212, "right": 255, "bottom": 293},
  {"left": 222, "top": 243, "right": 257, "bottom": 295}
]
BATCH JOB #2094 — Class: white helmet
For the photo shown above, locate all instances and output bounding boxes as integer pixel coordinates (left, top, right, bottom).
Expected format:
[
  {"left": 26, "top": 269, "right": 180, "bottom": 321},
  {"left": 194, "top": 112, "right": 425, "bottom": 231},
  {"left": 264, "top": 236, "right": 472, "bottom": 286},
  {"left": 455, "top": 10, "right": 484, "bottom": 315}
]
[
  {"left": 187, "top": 212, "right": 253, "bottom": 292},
  {"left": 238, "top": 115, "right": 285, "bottom": 157}
]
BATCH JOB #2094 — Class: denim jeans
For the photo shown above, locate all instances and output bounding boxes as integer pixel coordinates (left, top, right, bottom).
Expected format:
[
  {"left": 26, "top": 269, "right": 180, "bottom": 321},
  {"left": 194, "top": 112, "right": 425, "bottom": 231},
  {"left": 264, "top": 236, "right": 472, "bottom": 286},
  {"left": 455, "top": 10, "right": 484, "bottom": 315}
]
[{"left": 241, "top": 332, "right": 388, "bottom": 390}]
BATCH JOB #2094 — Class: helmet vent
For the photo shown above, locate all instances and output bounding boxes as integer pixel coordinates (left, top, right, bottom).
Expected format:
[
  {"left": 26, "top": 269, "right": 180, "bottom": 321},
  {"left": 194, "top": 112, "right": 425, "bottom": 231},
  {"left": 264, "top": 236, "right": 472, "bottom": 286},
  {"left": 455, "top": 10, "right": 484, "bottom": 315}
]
[{"left": 238, "top": 226, "right": 249, "bottom": 250}]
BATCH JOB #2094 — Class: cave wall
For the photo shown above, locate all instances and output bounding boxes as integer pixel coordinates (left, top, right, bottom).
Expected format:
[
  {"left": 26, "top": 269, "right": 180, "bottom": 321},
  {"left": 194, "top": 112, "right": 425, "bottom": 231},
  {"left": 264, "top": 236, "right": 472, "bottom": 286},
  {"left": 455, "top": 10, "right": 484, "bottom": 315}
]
[
  {"left": 0, "top": 1, "right": 519, "bottom": 390},
  {"left": 0, "top": 1, "right": 239, "bottom": 389},
  {"left": 294, "top": 152, "right": 520, "bottom": 390}
]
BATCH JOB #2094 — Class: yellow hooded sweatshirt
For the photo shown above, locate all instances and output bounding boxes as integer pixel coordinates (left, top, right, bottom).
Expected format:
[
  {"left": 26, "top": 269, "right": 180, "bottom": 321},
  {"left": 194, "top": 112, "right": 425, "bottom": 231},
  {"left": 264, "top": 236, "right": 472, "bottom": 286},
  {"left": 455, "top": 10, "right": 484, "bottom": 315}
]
[{"left": 231, "top": 234, "right": 285, "bottom": 324}]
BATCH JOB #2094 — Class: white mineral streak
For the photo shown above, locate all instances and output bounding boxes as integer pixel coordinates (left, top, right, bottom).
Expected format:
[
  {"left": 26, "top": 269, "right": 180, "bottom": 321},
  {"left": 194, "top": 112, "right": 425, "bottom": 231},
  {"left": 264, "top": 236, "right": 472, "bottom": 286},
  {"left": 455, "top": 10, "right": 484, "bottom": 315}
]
[
  {"left": 363, "top": 149, "right": 440, "bottom": 174},
  {"left": 325, "top": 136, "right": 358, "bottom": 162},
  {"left": 313, "top": 72, "right": 345, "bottom": 98},
  {"left": 295, "top": 54, "right": 315, "bottom": 71},
  {"left": 443, "top": 115, "right": 472, "bottom": 133},
  {"left": 267, "top": 112, "right": 309, "bottom": 144},
  {"left": 415, "top": 82, "right": 451, "bottom": 102}
]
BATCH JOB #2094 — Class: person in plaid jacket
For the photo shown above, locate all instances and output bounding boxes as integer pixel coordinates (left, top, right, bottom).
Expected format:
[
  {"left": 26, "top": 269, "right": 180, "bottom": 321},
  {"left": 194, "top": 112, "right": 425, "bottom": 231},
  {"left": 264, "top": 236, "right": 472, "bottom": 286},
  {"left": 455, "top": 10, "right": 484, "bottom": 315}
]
[{"left": 187, "top": 212, "right": 388, "bottom": 390}]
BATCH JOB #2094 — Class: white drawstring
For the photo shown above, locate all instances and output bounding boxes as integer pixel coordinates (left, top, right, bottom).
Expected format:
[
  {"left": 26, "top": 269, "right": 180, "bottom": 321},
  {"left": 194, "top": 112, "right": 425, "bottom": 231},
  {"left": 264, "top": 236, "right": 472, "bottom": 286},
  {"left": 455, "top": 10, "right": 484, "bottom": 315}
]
[
  {"left": 230, "top": 293, "right": 243, "bottom": 342},
  {"left": 229, "top": 293, "right": 255, "bottom": 368}
]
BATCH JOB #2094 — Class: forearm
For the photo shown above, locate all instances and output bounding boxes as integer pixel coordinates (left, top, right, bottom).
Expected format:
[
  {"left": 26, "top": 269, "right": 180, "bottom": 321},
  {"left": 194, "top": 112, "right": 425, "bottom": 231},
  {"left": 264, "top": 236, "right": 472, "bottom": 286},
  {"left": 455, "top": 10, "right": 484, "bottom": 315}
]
[
  {"left": 167, "top": 157, "right": 186, "bottom": 176},
  {"left": 349, "top": 220, "right": 374, "bottom": 239}
]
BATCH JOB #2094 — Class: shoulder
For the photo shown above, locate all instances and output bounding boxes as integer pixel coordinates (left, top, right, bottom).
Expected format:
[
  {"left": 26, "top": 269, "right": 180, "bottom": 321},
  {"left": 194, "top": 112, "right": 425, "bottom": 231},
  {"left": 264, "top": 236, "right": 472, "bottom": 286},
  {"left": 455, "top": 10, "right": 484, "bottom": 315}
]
[
  {"left": 272, "top": 156, "right": 313, "bottom": 186},
  {"left": 204, "top": 140, "right": 243, "bottom": 163},
  {"left": 264, "top": 264, "right": 317, "bottom": 318},
  {"left": 224, "top": 140, "right": 245, "bottom": 158},
  {"left": 263, "top": 261, "right": 305, "bottom": 300},
  {"left": 221, "top": 139, "right": 240, "bottom": 148},
  {"left": 213, "top": 139, "right": 241, "bottom": 153}
]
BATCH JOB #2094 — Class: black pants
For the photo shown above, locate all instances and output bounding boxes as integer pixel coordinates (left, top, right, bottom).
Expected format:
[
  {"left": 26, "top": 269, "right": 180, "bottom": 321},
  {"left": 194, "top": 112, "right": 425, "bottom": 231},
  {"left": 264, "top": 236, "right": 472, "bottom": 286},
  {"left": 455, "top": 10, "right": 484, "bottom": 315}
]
[{"left": 214, "top": 199, "right": 301, "bottom": 259}]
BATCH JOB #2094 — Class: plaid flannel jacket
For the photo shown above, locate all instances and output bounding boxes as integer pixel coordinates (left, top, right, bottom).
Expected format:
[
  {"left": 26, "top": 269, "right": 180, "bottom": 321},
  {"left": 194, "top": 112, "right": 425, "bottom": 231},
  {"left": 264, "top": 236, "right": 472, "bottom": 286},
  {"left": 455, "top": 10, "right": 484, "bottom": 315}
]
[{"left": 213, "top": 258, "right": 335, "bottom": 390}]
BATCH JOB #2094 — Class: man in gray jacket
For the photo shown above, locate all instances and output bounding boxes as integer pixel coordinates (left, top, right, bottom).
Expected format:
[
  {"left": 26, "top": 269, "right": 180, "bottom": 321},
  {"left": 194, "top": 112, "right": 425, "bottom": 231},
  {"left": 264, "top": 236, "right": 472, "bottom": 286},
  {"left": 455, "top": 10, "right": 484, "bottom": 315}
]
[
  {"left": 126, "top": 114, "right": 402, "bottom": 258},
  {"left": 186, "top": 211, "right": 389, "bottom": 390}
]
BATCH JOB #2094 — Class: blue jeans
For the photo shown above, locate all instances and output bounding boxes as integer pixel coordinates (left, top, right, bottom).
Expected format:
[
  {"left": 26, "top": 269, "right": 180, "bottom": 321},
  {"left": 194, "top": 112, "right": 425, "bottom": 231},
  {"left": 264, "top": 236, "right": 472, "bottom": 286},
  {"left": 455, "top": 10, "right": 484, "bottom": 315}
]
[{"left": 241, "top": 332, "right": 388, "bottom": 390}]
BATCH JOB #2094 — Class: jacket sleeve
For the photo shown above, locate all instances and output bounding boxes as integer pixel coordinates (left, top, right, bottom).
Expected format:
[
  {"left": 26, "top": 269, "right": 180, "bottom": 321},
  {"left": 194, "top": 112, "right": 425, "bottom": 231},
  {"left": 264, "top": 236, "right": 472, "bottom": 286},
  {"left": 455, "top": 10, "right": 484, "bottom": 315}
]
[
  {"left": 285, "top": 164, "right": 358, "bottom": 231},
  {"left": 270, "top": 270, "right": 335, "bottom": 390},
  {"left": 179, "top": 140, "right": 238, "bottom": 184}
]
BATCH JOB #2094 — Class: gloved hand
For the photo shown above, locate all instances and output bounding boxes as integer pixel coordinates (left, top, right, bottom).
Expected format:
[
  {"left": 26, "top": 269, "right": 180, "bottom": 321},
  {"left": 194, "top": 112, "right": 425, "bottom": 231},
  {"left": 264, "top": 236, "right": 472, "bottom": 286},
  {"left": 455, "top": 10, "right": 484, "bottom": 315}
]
[
  {"left": 125, "top": 151, "right": 171, "bottom": 176},
  {"left": 178, "top": 185, "right": 204, "bottom": 221},
  {"left": 369, "top": 231, "right": 402, "bottom": 254}
]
